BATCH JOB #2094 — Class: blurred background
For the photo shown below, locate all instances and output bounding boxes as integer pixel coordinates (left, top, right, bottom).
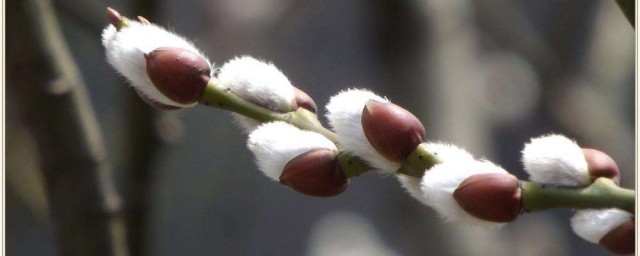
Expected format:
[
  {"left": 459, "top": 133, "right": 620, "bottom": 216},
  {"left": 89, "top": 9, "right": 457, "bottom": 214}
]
[{"left": 6, "top": 0, "right": 635, "bottom": 255}]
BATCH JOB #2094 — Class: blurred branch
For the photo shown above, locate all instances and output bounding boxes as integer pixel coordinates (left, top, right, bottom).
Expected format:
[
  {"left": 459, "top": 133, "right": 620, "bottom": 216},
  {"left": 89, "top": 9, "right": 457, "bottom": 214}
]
[
  {"left": 7, "top": 0, "right": 127, "bottom": 255},
  {"left": 122, "top": 95, "right": 164, "bottom": 256},
  {"left": 53, "top": 0, "right": 105, "bottom": 32},
  {"left": 6, "top": 112, "right": 49, "bottom": 222},
  {"left": 613, "top": 0, "right": 634, "bottom": 27}
]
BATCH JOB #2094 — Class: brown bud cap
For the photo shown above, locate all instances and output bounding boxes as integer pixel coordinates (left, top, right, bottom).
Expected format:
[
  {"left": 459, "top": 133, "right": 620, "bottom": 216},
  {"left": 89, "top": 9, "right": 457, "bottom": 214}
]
[
  {"left": 145, "top": 47, "right": 211, "bottom": 104},
  {"left": 106, "top": 7, "right": 123, "bottom": 28},
  {"left": 292, "top": 87, "right": 317, "bottom": 113},
  {"left": 582, "top": 148, "right": 620, "bottom": 184},
  {"left": 137, "top": 16, "right": 151, "bottom": 25},
  {"left": 453, "top": 173, "right": 521, "bottom": 223},
  {"left": 599, "top": 219, "right": 634, "bottom": 255},
  {"left": 280, "top": 149, "right": 349, "bottom": 197},
  {"left": 361, "top": 100, "right": 425, "bottom": 162}
]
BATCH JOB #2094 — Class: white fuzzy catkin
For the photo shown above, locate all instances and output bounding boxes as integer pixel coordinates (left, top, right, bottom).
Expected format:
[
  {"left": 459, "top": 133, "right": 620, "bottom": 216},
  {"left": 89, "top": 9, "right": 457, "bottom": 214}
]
[
  {"left": 422, "top": 142, "right": 474, "bottom": 163},
  {"left": 521, "top": 134, "right": 589, "bottom": 186},
  {"left": 247, "top": 121, "right": 337, "bottom": 181},
  {"left": 420, "top": 159, "right": 509, "bottom": 228},
  {"left": 397, "top": 175, "right": 424, "bottom": 202},
  {"left": 571, "top": 209, "right": 632, "bottom": 244},
  {"left": 397, "top": 142, "right": 474, "bottom": 202},
  {"left": 326, "top": 89, "right": 398, "bottom": 173},
  {"left": 217, "top": 56, "right": 296, "bottom": 131},
  {"left": 102, "top": 21, "right": 212, "bottom": 108}
]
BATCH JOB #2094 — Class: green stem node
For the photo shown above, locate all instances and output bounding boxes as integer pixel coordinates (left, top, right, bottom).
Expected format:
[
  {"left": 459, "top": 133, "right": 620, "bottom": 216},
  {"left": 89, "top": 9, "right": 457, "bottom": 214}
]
[
  {"left": 337, "top": 151, "right": 371, "bottom": 178},
  {"left": 199, "top": 79, "right": 283, "bottom": 122},
  {"left": 397, "top": 143, "right": 441, "bottom": 177},
  {"left": 521, "top": 178, "right": 635, "bottom": 213},
  {"left": 116, "top": 18, "right": 130, "bottom": 30}
]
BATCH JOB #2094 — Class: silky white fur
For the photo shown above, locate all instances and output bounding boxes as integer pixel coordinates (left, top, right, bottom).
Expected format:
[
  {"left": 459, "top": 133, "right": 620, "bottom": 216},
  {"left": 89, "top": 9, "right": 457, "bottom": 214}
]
[
  {"left": 422, "top": 142, "right": 474, "bottom": 164},
  {"left": 521, "top": 134, "right": 589, "bottom": 186},
  {"left": 325, "top": 89, "right": 399, "bottom": 173},
  {"left": 217, "top": 56, "right": 295, "bottom": 131},
  {"left": 420, "top": 159, "right": 509, "bottom": 228},
  {"left": 397, "top": 175, "right": 424, "bottom": 202},
  {"left": 102, "top": 21, "right": 212, "bottom": 108},
  {"left": 247, "top": 121, "right": 337, "bottom": 181},
  {"left": 571, "top": 209, "right": 632, "bottom": 244},
  {"left": 397, "top": 142, "right": 474, "bottom": 202}
]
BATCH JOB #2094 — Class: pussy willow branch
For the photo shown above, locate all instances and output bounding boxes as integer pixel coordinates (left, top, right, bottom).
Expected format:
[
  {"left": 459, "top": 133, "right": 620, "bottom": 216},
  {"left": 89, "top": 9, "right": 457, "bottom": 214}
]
[
  {"left": 522, "top": 178, "right": 635, "bottom": 213},
  {"left": 199, "top": 77, "right": 636, "bottom": 213},
  {"left": 200, "top": 78, "right": 442, "bottom": 178},
  {"left": 8, "top": 0, "right": 127, "bottom": 255}
]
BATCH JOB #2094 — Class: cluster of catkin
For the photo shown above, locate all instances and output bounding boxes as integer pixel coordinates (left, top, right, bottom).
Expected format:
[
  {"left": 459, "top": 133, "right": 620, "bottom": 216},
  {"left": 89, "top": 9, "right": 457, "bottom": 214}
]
[{"left": 102, "top": 8, "right": 633, "bottom": 254}]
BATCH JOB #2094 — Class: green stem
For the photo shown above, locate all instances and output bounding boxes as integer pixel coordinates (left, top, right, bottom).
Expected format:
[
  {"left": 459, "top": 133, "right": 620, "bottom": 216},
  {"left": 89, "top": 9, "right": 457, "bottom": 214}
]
[
  {"left": 397, "top": 143, "right": 441, "bottom": 176},
  {"left": 282, "top": 109, "right": 338, "bottom": 142},
  {"left": 336, "top": 152, "right": 371, "bottom": 178},
  {"left": 521, "top": 178, "right": 635, "bottom": 213},
  {"left": 614, "top": 0, "right": 634, "bottom": 28},
  {"left": 200, "top": 79, "right": 339, "bottom": 142},
  {"left": 199, "top": 79, "right": 284, "bottom": 123}
]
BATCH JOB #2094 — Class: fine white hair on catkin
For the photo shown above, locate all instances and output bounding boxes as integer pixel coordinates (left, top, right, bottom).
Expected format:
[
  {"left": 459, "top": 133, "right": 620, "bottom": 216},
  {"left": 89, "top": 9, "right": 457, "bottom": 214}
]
[
  {"left": 397, "top": 142, "right": 475, "bottom": 203},
  {"left": 397, "top": 175, "right": 424, "bottom": 202},
  {"left": 217, "top": 56, "right": 295, "bottom": 132},
  {"left": 571, "top": 209, "right": 632, "bottom": 244},
  {"left": 422, "top": 142, "right": 474, "bottom": 164},
  {"left": 521, "top": 134, "right": 589, "bottom": 186},
  {"left": 247, "top": 122, "right": 337, "bottom": 181}
]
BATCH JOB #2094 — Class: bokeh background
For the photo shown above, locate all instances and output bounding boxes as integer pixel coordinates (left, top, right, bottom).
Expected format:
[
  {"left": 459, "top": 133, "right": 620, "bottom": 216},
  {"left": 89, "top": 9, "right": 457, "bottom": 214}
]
[{"left": 6, "top": 0, "right": 635, "bottom": 255}]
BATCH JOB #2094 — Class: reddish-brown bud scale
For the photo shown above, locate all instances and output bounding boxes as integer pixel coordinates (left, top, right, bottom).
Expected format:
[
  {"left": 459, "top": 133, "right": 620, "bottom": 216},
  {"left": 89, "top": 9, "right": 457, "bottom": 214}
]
[
  {"left": 599, "top": 219, "right": 635, "bottom": 254},
  {"left": 280, "top": 149, "right": 349, "bottom": 197},
  {"left": 453, "top": 173, "right": 521, "bottom": 223},
  {"left": 137, "top": 16, "right": 151, "bottom": 25},
  {"left": 361, "top": 100, "right": 425, "bottom": 162},
  {"left": 145, "top": 47, "right": 211, "bottom": 104},
  {"left": 582, "top": 148, "right": 620, "bottom": 184},
  {"left": 292, "top": 87, "right": 317, "bottom": 113},
  {"left": 106, "top": 7, "right": 123, "bottom": 28}
]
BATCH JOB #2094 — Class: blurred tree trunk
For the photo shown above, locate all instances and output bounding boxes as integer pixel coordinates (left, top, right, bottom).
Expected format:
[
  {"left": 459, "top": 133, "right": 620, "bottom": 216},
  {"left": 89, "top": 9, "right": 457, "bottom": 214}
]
[
  {"left": 122, "top": 2, "right": 177, "bottom": 256},
  {"left": 7, "top": 0, "right": 126, "bottom": 255}
]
